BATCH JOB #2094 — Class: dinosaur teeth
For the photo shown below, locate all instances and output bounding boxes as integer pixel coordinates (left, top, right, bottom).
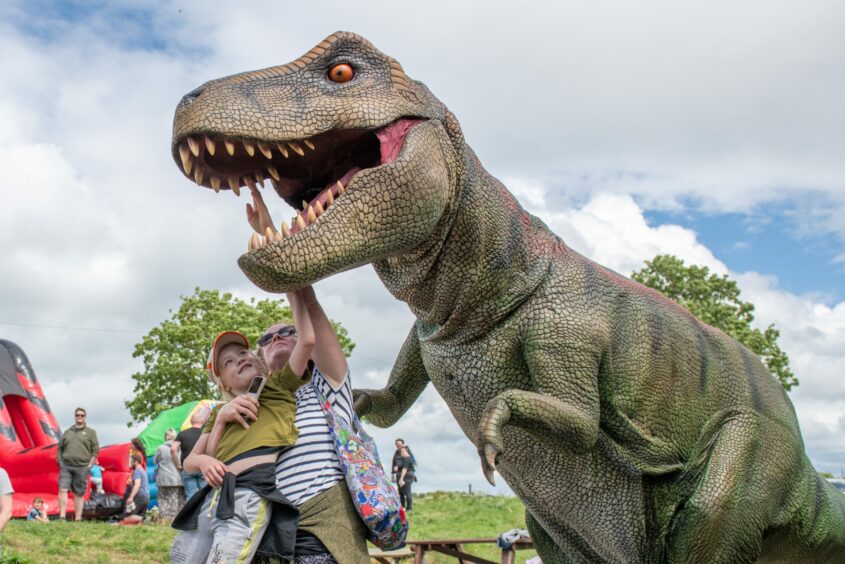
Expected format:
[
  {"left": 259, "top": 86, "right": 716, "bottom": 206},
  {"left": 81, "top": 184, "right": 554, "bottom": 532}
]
[
  {"left": 225, "top": 140, "right": 235, "bottom": 156},
  {"left": 228, "top": 177, "right": 240, "bottom": 194},
  {"left": 301, "top": 200, "right": 309, "bottom": 211},
  {"left": 336, "top": 180, "right": 345, "bottom": 194},
  {"left": 315, "top": 201, "right": 325, "bottom": 216},
  {"left": 249, "top": 232, "right": 260, "bottom": 251},
  {"left": 276, "top": 143, "right": 289, "bottom": 158},
  {"left": 187, "top": 137, "right": 200, "bottom": 157},
  {"left": 179, "top": 145, "right": 193, "bottom": 175},
  {"left": 273, "top": 230, "right": 282, "bottom": 241},
  {"left": 265, "top": 227, "right": 275, "bottom": 242},
  {"left": 243, "top": 141, "right": 255, "bottom": 156},
  {"left": 288, "top": 142, "right": 304, "bottom": 157},
  {"left": 245, "top": 176, "right": 256, "bottom": 192},
  {"left": 307, "top": 205, "right": 317, "bottom": 224},
  {"left": 281, "top": 222, "right": 290, "bottom": 237},
  {"left": 304, "top": 139, "right": 315, "bottom": 150},
  {"left": 326, "top": 189, "right": 334, "bottom": 205},
  {"left": 211, "top": 176, "right": 221, "bottom": 192},
  {"left": 257, "top": 143, "right": 273, "bottom": 159},
  {"left": 205, "top": 136, "right": 216, "bottom": 156},
  {"left": 254, "top": 173, "right": 264, "bottom": 188},
  {"left": 296, "top": 213, "right": 306, "bottom": 230},
  {"left": 194, "top": 167, "right": 205, "bottom": 186},
  {"left": 266, "top": 165, "right": 280, "bottom": 182}
]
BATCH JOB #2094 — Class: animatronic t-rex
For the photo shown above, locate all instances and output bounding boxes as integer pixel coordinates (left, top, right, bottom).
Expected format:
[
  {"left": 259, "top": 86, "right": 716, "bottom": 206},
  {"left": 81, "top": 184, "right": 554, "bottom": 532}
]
[{"left": 171, "top": 32, "right": 845, "bottom": 563}]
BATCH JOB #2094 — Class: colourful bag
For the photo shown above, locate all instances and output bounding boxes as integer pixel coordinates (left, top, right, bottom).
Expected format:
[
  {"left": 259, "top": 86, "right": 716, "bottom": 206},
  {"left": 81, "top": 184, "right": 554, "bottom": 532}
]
[{"left": 313, "top": 384, "right": 408, "bottom": 550}]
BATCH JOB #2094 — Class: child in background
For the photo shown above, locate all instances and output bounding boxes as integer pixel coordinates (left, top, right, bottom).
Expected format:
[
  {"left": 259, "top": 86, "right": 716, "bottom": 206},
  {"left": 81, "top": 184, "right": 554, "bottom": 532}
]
[
  {"left": 89, "top": 460, "right": 105, "bottom": 494},
  {"left": 27, "top": 497, "right": 49, "bottom": 523}
]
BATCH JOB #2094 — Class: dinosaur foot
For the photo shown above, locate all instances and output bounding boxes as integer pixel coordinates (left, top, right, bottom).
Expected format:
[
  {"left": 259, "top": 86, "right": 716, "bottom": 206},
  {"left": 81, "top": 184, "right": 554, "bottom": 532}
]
[{"left": 479, "top": 443, "right": 501, "bottom": 486}]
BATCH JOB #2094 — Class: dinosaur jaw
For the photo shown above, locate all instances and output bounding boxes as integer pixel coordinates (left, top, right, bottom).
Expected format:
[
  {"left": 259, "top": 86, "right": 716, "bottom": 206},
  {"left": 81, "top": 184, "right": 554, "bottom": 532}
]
[
  {"left": 174, "top": 118, "right": 451, "bottom": 291},
  {"left": 235, "top": 120, "right": 452, "bottom": 292}
]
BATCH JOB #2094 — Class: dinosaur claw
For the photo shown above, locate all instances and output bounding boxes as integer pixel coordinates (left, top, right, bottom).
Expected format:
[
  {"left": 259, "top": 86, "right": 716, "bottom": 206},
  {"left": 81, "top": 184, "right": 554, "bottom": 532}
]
[{"left": 480, "top": 443, "right": 500, "bottom": 486}]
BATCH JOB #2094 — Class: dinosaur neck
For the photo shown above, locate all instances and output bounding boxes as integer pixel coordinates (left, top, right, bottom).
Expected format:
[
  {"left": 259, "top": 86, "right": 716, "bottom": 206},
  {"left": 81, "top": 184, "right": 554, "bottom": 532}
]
[{"left": 374, "top": 149, "right": 556, "bottom": 342}]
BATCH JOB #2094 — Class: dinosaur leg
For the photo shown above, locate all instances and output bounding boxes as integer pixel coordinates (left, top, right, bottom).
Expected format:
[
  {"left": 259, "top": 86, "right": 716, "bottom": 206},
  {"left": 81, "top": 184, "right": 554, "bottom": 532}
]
[
  {"left": 665, "top": 412, "right": 790, "bottom": 564},
  {"left": 525, "top": 509, "right": 571, "bottom": 564}
]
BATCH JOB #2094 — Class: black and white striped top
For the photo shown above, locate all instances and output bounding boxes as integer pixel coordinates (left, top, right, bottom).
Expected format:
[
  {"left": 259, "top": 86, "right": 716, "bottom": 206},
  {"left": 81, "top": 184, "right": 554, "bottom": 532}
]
[{"left": 275, "top": 366, "right": 354, "bottom": 506}]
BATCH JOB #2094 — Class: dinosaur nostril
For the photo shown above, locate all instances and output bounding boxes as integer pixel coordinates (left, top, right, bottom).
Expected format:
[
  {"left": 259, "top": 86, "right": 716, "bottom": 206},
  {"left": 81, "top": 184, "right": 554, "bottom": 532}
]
[{"left": 179, "top": 86, "right": 205, "bottom": 107}]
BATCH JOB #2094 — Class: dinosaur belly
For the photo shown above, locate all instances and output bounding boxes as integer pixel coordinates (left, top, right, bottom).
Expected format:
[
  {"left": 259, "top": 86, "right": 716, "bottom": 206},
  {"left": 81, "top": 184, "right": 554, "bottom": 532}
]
[{"left": 419, "top": 331, "right": 647, "bottom": 563}]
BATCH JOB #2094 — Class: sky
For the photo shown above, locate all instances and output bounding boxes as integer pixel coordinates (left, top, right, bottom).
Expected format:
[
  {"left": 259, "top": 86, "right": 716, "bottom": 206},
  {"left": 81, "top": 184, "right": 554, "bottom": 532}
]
[{"left": 1, "top": 0, "right": 844, "bottom": 494}]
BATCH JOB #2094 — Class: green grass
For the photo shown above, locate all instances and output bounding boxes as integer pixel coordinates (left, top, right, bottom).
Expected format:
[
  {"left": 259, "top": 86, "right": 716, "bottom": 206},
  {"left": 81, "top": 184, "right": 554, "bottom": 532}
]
[{"left": 1, "top": 492, "right": 536, "bottom": 563}]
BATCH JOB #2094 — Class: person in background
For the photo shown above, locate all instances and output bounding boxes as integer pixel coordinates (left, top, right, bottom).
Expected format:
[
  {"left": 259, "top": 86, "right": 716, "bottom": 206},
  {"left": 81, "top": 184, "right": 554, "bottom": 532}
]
[
  {"left": 57, "top": 407, "right": 99, "bottom": 521},
  {"left": 171, "top": 408, "right": 210, "bottom": 501},
  {"left": 0, "top": 466, "right": 13, "bottom": 536},
  {"left": 154, "top": 428, "right": 184, "bottom": 522},
  {"left": 391, "top": 438, "right": 416, "bottom": 483},
  {"left": 27, "top": 497, "right": 49, "bottom": 523},
  {"left": 89, "top": 459, "right": 105, "bottom": 495},
  {"left": 120, "top": 454, "right": 149, "bottom": 524},
  {"left": 396, "top": 447, "right": 416, "bottom": 512}
]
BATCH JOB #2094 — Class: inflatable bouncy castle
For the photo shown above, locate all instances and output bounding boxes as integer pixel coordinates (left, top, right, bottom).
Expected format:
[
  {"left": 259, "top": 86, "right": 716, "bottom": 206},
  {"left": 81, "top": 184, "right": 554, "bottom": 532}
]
[{"left": 0, "top": 339, "right": 133, "bottom": 518}]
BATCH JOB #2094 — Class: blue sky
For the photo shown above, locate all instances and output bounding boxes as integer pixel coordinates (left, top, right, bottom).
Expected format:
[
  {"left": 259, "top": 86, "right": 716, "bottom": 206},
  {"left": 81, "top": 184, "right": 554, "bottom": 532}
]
[
  {"left": 1, "top": 0, "right": 844, "bottom": 495},
  {"left": 647, "top": 202, "right": 845, "bottom": 303}
]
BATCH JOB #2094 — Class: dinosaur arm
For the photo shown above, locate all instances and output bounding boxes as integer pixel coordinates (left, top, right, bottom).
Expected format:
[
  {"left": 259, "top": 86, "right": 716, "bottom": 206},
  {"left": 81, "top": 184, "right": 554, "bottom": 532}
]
[
  {"left": 353, "top": 325, "right": 430, "bottom": 427},
  {"left": 478, "top": 339, "right": 601, "bottom": 484}
]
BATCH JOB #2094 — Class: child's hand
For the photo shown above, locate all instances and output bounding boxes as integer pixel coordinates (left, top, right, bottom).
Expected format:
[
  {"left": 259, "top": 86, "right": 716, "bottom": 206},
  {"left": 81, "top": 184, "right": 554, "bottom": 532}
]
[
  {"left": 217, "top": 396, "right": 260, "bottom": 429},
  {"left": 198, "top": 455, "right": 228, "bottom": 488}
]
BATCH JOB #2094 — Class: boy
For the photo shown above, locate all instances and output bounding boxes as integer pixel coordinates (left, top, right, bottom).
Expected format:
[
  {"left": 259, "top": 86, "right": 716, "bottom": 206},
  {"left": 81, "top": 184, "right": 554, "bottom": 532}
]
[
  {"left": 89, "top": 460, "right": 104, "bottom": 494},
  {"left": 27, "top": 497, "right": 49, "bottom": 523},
  {"left": 171, "top": 289, "right": 314, "bottom": 563}
]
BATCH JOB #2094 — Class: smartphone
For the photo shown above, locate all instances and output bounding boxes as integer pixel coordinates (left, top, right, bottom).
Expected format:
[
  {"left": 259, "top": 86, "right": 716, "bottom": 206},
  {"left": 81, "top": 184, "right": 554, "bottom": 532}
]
[{"left": 246, "top": 375, "right": 267, "bottom": 398}]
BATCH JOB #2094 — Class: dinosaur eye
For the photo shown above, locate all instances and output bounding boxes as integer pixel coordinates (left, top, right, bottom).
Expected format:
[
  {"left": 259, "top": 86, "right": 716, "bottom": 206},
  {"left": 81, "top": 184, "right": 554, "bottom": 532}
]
[{"left": 328, "top": 63, "right": 354, "bottom": 83}]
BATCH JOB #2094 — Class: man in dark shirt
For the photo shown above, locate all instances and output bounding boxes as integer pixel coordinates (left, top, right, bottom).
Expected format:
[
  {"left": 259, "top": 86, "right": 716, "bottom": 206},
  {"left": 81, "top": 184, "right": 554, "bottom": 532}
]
[
  {"left": 57, "top": 407, "right": 99, "bottom": 520},
  {"left": 171, "top": 408, "right": 209, "bottom": 501}
]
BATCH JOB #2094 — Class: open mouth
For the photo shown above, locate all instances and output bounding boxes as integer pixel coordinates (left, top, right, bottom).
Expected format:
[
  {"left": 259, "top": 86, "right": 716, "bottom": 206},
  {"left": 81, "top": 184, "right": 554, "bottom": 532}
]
[{"left": 175, "top": 118, "right": 425, "bottom": 244}]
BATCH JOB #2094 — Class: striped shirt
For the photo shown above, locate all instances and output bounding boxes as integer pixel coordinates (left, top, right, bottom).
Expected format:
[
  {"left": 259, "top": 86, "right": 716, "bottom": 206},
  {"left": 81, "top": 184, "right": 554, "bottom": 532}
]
[{"left": 275, "top": 366, "right": 354, "bottom": 506}]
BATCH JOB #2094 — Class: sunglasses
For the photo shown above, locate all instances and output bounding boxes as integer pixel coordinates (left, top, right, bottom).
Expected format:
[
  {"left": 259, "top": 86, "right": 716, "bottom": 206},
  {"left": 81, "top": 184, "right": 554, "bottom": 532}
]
[
  {"left": 258, "top": 326, "right": 297, "bottom": 347},
  {"left": 75, "top": 413, "right": 86, "bottom": 418}
]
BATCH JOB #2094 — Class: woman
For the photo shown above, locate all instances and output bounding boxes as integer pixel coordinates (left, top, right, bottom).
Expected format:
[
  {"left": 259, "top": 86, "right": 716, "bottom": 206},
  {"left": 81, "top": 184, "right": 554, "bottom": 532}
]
[
  {"left": 154, "top": 428, "right": 184, "bottom": 522},
  {"left": 395, "top": 447, "right": 415, "bottom": 511}
]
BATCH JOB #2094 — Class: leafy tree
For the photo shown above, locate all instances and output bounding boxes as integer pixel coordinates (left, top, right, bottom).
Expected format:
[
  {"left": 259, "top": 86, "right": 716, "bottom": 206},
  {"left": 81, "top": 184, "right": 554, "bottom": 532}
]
[
  {"left": 631, "top": 254, "right": 797, "bottom": 390},
  {"left": 126, "top": 287, "right": 355, "bottom": 423}
]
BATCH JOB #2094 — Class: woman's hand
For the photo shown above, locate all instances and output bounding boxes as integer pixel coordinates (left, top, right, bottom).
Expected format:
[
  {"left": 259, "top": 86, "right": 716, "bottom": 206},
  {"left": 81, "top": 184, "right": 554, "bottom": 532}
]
[
  {"left": 245, "top": 186, "right": 276, "bottom": 235},
  {"left": 197, "top": 455, "right": 228, "bottom": 488},
  {"left": 216, "top": 395, "right": 260, "bottom": 429}
]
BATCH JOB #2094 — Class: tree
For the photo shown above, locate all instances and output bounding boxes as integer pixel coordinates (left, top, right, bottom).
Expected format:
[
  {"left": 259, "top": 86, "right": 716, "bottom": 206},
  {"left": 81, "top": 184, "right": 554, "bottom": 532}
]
[
  {"left": 125, "top": 287, "right": 355, "bottom": 423},
  {"left": 631, "top": 254, "right": 797, "bottom": 390}
]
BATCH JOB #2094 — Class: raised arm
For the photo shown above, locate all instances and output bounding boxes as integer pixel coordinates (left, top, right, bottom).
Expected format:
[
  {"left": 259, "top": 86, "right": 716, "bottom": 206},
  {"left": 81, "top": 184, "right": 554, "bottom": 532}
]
[
  {"left": 287, "top": 289, "right": 316, "bottom": 377},
  {"left": 300, "top": 286, "right": 348, "bottom": 387}
]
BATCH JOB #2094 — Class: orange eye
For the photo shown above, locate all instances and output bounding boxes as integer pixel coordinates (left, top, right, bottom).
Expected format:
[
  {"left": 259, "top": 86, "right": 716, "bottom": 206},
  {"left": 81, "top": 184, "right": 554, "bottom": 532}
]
[{"left": 328, "top": 63, "right": 354, "bottom": 83}]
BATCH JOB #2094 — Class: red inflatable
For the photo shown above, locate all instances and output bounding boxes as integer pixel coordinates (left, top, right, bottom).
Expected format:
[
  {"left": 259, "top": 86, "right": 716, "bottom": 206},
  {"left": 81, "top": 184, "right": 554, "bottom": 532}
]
[{"left": 0, "top": 339, "right": 134, "bottom": 518}]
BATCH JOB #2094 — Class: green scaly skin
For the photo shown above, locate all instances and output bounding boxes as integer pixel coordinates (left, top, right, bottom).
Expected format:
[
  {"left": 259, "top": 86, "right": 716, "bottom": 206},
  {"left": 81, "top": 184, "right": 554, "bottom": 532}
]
[{"left": 171, "top": 32, "right": 845, "bottom": 563}]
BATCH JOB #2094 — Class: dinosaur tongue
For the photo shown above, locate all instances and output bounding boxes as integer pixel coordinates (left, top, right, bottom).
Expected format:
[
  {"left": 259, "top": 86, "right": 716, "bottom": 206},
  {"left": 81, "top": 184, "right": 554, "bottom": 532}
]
[{"left": 377, "top": 119, "right": 424, "bottom": 165}]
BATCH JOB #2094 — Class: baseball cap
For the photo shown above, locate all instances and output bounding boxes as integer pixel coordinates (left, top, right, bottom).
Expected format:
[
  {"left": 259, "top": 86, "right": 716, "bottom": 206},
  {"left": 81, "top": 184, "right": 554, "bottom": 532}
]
[{"left": 207, "top": 331, "right": 250, "bottom": 380}]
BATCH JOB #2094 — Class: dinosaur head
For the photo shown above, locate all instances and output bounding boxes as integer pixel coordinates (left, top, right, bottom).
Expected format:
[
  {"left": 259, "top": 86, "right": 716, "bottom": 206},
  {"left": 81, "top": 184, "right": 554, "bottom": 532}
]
[{"left": 171, "top": 32, "right": 459, "bottom": 291}]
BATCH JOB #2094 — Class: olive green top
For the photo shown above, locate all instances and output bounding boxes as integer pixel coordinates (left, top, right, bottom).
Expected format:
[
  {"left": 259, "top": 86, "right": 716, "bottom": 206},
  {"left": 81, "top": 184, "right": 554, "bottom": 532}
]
[{"left": 204, "top": 363, "right": 310, "bottom": 463}]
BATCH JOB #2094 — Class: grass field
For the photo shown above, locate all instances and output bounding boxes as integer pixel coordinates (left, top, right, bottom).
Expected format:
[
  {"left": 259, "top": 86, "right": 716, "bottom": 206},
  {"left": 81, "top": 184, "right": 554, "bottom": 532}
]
[{"left": 1, "top": 491, "right": 537, "bottom": 563}]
